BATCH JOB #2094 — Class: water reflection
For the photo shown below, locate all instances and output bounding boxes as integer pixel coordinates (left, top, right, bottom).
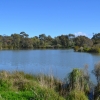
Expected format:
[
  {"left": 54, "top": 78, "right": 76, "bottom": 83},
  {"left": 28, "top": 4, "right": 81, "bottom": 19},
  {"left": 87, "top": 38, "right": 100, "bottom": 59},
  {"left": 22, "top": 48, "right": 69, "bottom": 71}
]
[{"left": 0, "top": 49, "right": 100, "bottom": 82}]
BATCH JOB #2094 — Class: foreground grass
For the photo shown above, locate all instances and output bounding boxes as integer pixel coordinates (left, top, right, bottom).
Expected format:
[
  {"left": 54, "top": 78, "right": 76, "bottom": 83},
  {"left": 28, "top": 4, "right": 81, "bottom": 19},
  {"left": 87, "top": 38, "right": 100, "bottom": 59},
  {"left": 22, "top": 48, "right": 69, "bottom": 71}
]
[
  {"left": 0, "top": 71, "right": 65, "bottom": 100},
  {"left": 0, "top": 70, "right": 89, "bottom": 100}
]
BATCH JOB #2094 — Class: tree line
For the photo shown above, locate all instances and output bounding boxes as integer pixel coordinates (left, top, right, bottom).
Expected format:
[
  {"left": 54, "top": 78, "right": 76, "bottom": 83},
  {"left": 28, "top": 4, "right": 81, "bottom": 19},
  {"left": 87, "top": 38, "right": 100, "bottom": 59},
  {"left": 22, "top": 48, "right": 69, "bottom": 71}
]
[{"left": 0, "top": 32, "right": 100, "bottom": 52}]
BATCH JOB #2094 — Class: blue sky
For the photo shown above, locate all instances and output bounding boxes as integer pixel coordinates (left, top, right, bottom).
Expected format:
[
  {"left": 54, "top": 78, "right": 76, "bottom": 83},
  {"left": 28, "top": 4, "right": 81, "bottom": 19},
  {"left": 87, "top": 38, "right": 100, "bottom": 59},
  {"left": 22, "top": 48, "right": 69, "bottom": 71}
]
[{"left": 0, "top": 0, "right": 100, "bottom": 38}]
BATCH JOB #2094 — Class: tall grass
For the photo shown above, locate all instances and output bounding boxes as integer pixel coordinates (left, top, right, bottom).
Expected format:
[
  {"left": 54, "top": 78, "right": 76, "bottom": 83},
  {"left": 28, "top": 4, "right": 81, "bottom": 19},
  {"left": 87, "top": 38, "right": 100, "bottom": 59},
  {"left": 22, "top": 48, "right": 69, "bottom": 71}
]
[{"left": 0, "top": 71, "right": 65, "bottom": 100}]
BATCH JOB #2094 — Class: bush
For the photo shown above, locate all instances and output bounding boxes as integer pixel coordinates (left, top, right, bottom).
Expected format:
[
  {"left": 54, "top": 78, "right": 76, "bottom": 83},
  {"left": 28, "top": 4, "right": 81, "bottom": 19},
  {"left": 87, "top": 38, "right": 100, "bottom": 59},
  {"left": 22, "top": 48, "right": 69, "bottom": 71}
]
[
  {"left": 89, "top": 47, "right": 100, "bottom": 53},
  {"left": 83, "top": 47, "right": 91, "bottom": 52},
  {"left": 66, "top": 90, "right": 88, "bottom": 100},
  {"left": 0, "top": 79, "right": 12, "bottom": 91},
  {"left": 67, "top": 68, "right": 90, "bottom": 92},
  {"left": 74, "top": 46, "right": 79, "bottom": 51}
]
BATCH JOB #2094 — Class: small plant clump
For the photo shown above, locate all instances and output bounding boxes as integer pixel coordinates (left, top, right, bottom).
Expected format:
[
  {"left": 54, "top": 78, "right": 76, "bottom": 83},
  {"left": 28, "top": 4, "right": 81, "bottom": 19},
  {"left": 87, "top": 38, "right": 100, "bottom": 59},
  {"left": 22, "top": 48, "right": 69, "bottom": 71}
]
[{"left": 66, "top": 90, "right": 88, "bottom": 100}]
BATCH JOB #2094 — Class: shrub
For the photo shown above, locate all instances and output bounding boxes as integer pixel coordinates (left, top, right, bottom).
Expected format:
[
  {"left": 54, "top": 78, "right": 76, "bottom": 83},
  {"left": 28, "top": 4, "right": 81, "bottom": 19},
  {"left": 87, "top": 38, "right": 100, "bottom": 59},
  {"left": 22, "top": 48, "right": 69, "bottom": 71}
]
[
  {"left": 89, "top": 47, "right": 100, "bottom": 53},
  {"left": 74, "top": 46, "right": 79, "bottom": 51},
  {"left": 66, "top": 90, "right": 88, "bottom": 100},
  {"left": 83, "top": 47, "right": 91, "bottom": 52},
  {"left": 67, "top": 69, "right": 90, "bottom": 92},
  {"left": 0, "top": 79, "right": 11, "bottom": 91}
]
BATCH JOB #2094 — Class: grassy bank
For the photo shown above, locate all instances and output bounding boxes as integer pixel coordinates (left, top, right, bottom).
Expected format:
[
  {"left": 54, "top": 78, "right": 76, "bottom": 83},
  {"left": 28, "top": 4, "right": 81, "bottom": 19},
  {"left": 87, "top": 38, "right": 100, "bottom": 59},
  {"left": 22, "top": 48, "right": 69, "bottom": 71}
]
[
  {"left": 0, "top": 71, "right": 65, "bottom": 100},
  {"left": 0, "top": 67, "right": 100, "bottom": 100}
]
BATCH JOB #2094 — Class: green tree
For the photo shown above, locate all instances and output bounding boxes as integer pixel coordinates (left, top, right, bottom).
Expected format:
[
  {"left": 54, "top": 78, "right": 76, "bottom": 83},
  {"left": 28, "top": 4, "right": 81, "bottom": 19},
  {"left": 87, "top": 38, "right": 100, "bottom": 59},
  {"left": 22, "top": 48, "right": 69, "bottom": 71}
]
[
  {"left": 92, "top": 33, "right": 100, "bottom": 44},
  {"left": 11, "top": 33, "right": 20, "bottom": 49},
  {"left": 68, "top": 34, "right": 75, "bottom": 47},
  {"left": 39, "top": 34, "right": 46, "bottom": 41},
  {"left": 39, "top": 34, "right": 47, "bottom": 48},
  {"left": 20, "top": 32, "right": 30, "bottom": 48},
  {"left": 0, "top": 35, "right": 2, "bottom": 49},
  {"left": 32, "top": 37, "right": 40, "bottom": 48},
  {"left": 74, "top": 36, "right": 93, "bottom": 47},
  {"left": 2, "top": 35, "right": 12, "bottom": 49},
  {"left": 59, "top": 35, "right": 69, "bottom": 47}
]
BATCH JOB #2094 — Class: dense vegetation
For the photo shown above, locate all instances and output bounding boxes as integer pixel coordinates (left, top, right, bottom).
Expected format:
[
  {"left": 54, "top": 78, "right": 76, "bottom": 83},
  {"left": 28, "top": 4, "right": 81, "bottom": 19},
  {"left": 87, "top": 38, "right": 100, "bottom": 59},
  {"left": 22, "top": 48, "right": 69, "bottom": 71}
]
[
  {"left": 0, "top": 32, "right": 100, "bottom": 53},
  {"left": 0, "top": 61, "right": 100, "bottom": 99},
  {"left": 0, "top": 71, "right": 65, "bottom": 100}
]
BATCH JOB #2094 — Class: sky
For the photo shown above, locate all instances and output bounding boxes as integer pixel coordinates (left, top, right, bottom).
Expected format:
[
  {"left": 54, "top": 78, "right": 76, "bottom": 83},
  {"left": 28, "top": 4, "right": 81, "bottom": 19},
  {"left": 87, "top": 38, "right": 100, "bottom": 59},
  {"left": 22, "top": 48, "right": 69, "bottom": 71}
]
[{"left": 0, "top": 0, "right": 100, "bottom": 38}]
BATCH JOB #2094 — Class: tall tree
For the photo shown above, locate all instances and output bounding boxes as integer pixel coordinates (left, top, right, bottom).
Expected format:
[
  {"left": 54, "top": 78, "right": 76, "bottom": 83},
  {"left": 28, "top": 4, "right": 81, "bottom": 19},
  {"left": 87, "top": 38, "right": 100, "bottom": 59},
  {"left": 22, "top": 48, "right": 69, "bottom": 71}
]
[
  {"left": 39, "top": 34, "right": 47, "bottom": 47},
  {"left": 11, "top": 33, "right": 20, "bottom": 49},
  {"left": 20, "top": 32, "right": 29, "bottom": 48},
  {"left": 0, "top": 35, "right": 2, "bottom": 49},
  {"left": 75, "top": 36, "right": 93, "bottom": 47},
  {"left": 68, "top": 34, "right": 75, "bottom": 47},
  {"left": 59, "top": 35, "right": 69, "bottom": 47},
  {"left": 92, "top": 33, "right": 100, "bottom": 44}
]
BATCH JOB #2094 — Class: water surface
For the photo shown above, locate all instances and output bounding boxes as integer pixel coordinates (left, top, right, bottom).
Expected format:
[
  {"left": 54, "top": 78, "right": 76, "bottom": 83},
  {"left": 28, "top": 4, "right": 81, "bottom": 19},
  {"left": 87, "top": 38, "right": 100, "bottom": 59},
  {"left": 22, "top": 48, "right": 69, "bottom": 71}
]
[{"left": 0, "top": 49, "right": 100, "bottom": 82}]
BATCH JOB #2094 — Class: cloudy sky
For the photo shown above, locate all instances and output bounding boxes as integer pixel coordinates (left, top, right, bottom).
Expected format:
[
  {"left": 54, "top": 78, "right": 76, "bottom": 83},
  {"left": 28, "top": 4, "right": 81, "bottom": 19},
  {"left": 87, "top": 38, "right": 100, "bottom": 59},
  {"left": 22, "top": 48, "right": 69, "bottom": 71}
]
[{"left": 0, "top": 0, "right": 100, "bottom": 38}]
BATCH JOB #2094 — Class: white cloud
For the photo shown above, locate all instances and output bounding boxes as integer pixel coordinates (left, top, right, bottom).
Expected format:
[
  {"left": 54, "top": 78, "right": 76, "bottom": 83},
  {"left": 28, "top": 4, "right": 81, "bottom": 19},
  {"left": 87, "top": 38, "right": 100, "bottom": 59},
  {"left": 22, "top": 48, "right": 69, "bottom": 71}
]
[
  {"left": 74, "top": 32, "right": 87, "bottom": 37},
  {"left": 74, "top": 32, "right": 92, "bottom": 38}
]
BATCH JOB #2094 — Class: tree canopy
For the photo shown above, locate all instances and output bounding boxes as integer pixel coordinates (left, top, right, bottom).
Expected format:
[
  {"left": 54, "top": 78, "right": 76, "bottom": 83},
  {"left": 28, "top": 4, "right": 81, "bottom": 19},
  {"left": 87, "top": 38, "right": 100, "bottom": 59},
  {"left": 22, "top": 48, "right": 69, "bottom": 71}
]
[{"left": 0, "top": 32, "right": 100, "bottom": 53}]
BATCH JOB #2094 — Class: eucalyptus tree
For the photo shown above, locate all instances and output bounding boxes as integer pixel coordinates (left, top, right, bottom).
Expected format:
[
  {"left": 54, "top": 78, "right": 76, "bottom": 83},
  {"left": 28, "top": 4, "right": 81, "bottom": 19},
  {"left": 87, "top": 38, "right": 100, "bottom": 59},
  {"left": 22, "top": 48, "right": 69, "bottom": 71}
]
[
  {"left": 46, "top": 35, "right": 53, "bottom": 43},
  {"left": 74, "top": 36, "right": 93, "bottom": 47},
  {"left": 68, "top": 34, "right": 75, "bottom": 47},
  {"left": 32, "top": 36, "right": 40, "bottom": 48},
  {"left": 92, "top": 33, "right": 100, "bottom": 44},
  {"left": 2, "top": 35, "right": 12, "bottom": 49},
  {"left": 39, "top": 34, "right": 47, "bottom": 48},
  {"left": 0, "top": 35, "right": 2, "bottom": 49},
  {"left": 39, "top": 34, "right": 46, "bottom": 41},
  {"left": 19, "top": 32, "right": 30, "bottom": 48},
  {"left": 59, "top": 35, "right": 69, "bottom": 47},
  {"left": 68, "top": 34, "right": 75, "bottom": 39},
  {"left": 11, "top": 33, "right": 20, "bottom": 49}
]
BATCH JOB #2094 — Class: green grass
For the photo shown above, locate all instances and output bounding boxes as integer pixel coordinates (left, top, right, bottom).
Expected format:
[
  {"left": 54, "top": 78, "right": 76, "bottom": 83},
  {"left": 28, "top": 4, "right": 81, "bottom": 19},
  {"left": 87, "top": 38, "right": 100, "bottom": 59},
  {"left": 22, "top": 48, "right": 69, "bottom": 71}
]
[
  {"left": 66, "top": 90, "right": 88, "bottom": 100},
  {"left": 0, "top": 71, "right": 65, "bottom": 100},
  {"left": 0, "top": 70, "right": 89, "bottom": 100},
  {"left": 0, "top": 90, "right": 65, "bottom": 100}
]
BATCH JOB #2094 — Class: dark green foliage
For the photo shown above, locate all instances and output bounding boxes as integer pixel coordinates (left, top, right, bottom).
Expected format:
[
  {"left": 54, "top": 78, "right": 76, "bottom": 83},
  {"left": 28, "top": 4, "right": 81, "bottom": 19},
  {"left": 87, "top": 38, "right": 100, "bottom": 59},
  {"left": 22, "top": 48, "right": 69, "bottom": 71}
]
[
  {"left": 0, "top": 33, "right": 75, "bottom": 49},
  {"left": 1, "top": 32, "right": 100, "bottom": 52},
  {"left": 89, "top": 47, "right": 100, "bottom": 53},
  {"left": 58, "top": 35, "right": 69, "bottom": 47},
  {"left": 74, "top": 36, "right": 93, "bottom": 47},
  {"left": 92, "top": 33, "right": 100, "bottom": 44}
]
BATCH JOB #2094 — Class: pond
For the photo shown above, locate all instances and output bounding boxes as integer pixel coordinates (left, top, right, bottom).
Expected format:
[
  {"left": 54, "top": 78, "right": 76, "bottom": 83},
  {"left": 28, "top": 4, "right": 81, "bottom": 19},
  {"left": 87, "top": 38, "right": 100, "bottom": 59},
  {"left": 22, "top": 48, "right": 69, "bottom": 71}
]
[{"left": 0, "top": 49, "right": 100, "bottom": 82}]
